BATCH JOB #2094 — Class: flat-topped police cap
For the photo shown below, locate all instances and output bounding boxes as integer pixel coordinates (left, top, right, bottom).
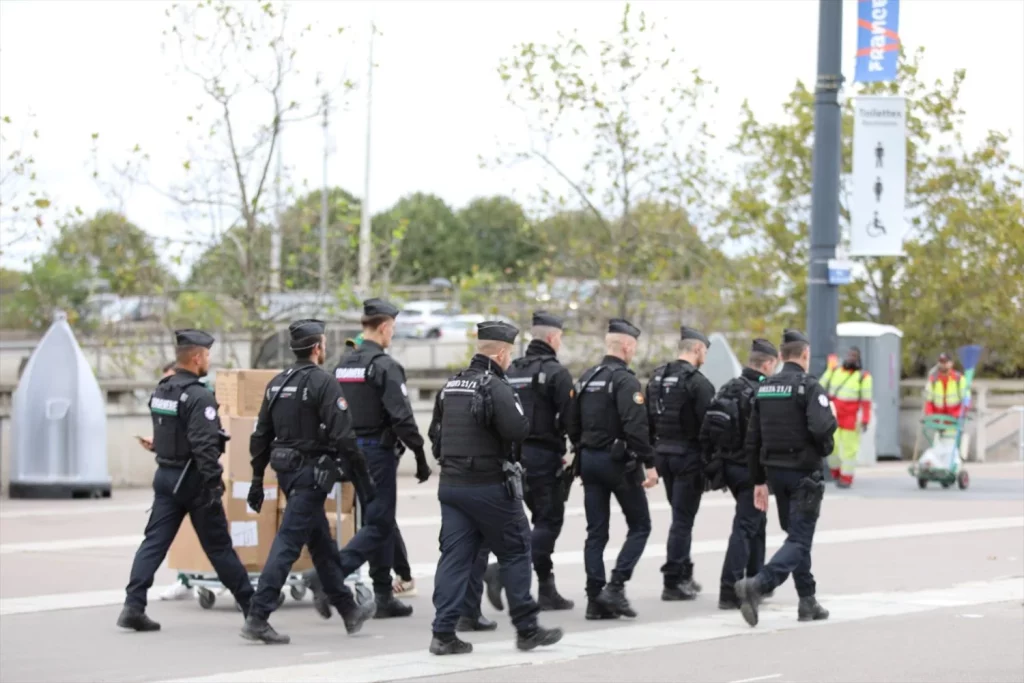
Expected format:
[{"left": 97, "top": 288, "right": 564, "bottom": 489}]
[
  {"left": 174, "top": 329, "right": 214, "bottom": 349},
  {"left": 477, "top": 320, "right": 519, "bottom": 344},
  {"left": 608, "top": 318, "right": 641, "bottom": 339},
  {"left": 782, "top": 328, "right": 809, "bottom": 344},
  {"left": 752, "top": 338, "right": 778, "bottom": 356},
  {"left": 532, "top": 311, "right": 564, "bottom": 329},
  {"left": 289, "top": 318, "right": 326, "bottom": 342},
  {"left": 363, "top": 298, "right": 400, "bottom": 319},
  {"left": 680, "top": 326, "right": 710, "bottom": 347}
]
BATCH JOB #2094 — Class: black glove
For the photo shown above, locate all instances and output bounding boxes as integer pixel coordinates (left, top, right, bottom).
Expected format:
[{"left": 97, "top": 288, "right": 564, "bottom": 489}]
[
  {"left": 247, "top": 477, "right": 265, "bottom": 513},
  {"left": 202, "top": 484, "right": 224, "bottom": 510},
  {"left": 313, "top": 455, "right": 341, "bottom": 493},
  {"left": 413, "top": 449, "right": 432, "bottom": 483}
]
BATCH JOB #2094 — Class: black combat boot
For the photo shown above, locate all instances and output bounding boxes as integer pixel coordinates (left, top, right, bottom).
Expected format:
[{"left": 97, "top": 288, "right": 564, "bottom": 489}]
[
  {"left": 585, "top": 598, "right": 620, "bottom": 620},
  {"left": 798, "top": 596, "right": 830, "bottom": 622},
  {"left": 430, "top": 632, "right": 473, "bottom": 655},
  {"left": 516, "top": 625, "right": 564, "bottom": 651},
  {"left": 681, "top": 577, "right": 703, "bottom": 594},
  {"left": 483, "top": 562, "right": 504, "bottom": 611},
  {"left": 240, "top": 616, "right": 290, "bottom": 644},
  {"left": 306, "top": 573, "right": 332, "bottom": 620},
  {"left": 456, "top": 614, "right": 498, "bottom": 632},
  {"left": 116, "top": 606, "right": 161, "bottom": 632},
  {"left": 373, "top": 592, "right": 413, "bottom": 618},
  {"left": 735, "top": 577, "right": 764, "bottom": 627},
  {"left": 718, "top": 593, "right": 740, "bottom": 610},
  {"left": 537, "top": 574, "right": 575, "bottom": 611},
  {"left": 662, "top": 581, "right": 699, "bottom": 601},
  {"left": 596, "top": 583, "right": 637, "bottom": 618},
  {"left": 341, "top": 600, "right": 377, "bottom": 635}
]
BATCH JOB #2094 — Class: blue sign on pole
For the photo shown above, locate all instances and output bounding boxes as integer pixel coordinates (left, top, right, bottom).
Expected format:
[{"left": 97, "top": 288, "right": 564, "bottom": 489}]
[{"left": 854, "top": 0, "right": 901, "bottom": 83}]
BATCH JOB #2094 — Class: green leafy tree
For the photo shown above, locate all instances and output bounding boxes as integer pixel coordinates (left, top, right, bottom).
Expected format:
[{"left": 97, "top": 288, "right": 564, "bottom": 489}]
[
  {"left": 492, "top": 3, "right": 719, "bottom": 324},
  {"left": 720, "top": 47, "right": 1023, "bottom": 373},
  {"left": 456, "top": 196, "right": 541, "bottom": 280},
  {"left": 378, "top": 193, "right": 473, "bottom": 285},
  {"left": 0, "top": 115, "right": 51, "bottom": 258},
  {"left": 2, "top": 255, "right": 93, "bottom": 329}
]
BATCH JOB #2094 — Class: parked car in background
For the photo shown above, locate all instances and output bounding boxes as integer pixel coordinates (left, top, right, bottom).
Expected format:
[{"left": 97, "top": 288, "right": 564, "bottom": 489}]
[
  {"left": 434, "top": 313, "right": 516, "bottom": 341},
  {"left": 393, "top": 300, "right": 460, "bottom": 339}
]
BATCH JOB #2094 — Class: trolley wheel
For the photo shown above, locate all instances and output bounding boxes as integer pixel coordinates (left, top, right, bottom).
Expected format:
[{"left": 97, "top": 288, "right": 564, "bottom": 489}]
[
  {"left": 957, "top": 470, "right": 970, "bottom": 490},
  {"left": 290, "top": 585, "right": 307, "bottom": 601},
  {"left": 197, "top": 587, "right": 216, "bottom": 609},
  {"left": 917, "top": 478, "right": 928, "bottom": 489},
  {"left": 276, "top": 591, "right": 287, "bottom": 609},
  {"left": 354, "top": 584, "right": 373, "bottom": 607}
]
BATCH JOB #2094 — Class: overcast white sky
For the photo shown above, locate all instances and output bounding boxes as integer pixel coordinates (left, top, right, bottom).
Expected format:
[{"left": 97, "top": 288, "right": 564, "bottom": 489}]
[{"left": 1, "top": 0, "right": 1022, "bottom": 276}]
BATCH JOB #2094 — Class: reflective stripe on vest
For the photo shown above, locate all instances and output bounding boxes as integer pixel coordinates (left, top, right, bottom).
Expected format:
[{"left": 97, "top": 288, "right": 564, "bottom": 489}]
[
  {"left": 928, "top": 372, "right": 965, "bottom": 410},
  {"left": 822, "top": 367, "right": 871, "bottom": 402}
]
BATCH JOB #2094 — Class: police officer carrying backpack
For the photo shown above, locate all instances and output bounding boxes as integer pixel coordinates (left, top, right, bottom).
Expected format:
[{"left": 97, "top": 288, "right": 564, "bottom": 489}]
[
  {"left": 735, "top": 329, "right": 836, "bottom": 627},
  {"left": 645, "top": 326, "right": 715, "bottom": 601},
  {"left": 482, "top": 311, "right": 576, "bottom": 613},
  {"left": 570, "top": 319, "right": 659, "bottom": 621},
  {"left": 306, "top": 299, "right": 431, "bottom": 620},
  {"left": 119, "top": 329, "right": 253, "bottom": 632},
  {"left": 241, "top": 319, "right": 377, "bottom": 644},
  {"left": 428, "top": 321, "right": 564, "bottom": 656},
  {"left": 699, "top": 338, "right": 779, "bottom": 610}
]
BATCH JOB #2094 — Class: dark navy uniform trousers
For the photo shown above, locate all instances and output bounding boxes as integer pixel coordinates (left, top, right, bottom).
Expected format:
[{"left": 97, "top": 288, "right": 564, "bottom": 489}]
[
  {"left": 251, "top": 464, "right": 357, "bottom": 620},
  {"left": 338, "top": 439, "right": 398, "bottom": 594},
  {"left": 720, "top": 461, "right": 767, "bottom": 600},
  {"left": 521, "top": 444, "right": 565, "bottom": 580},
  {"left": 431, "top": 482, "right": 539, "bottom": 634},
  {"left": 126, "top": 465, "right": 252, "bottom": 611},
  {"left": 754, "top": 467, "right": 821, "bottom": 598},
  {"left": 655, "top": 452, "right": 703, "bottom": 586},
  {"left": 581, "top": 449, "right": 652, "bottom": 599}
]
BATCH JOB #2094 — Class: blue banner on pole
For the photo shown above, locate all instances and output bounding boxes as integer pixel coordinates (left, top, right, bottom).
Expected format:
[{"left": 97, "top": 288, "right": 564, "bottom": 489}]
[{"left": 854, "top": 0, "right": 901, "bottom": 83}]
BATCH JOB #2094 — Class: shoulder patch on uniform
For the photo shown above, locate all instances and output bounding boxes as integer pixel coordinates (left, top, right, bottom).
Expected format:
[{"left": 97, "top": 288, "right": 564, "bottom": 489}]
[
  {"left": 400, "top": 383, "right": 408, "bottom": 397},
  {"left": 180, "top": 392, "right": 188, "bottom": 401},
  {"left": 337, "top": 397, "right": 348, "bottom": 411},
  {"left": 633, "top": 392, "right": 645, "bottom": 405},
  {"left": 204, "top": 405, "right": 217, "bottom": 420},
  {"left": 818, "top": 394, "right": 830, "bottom": 408}
]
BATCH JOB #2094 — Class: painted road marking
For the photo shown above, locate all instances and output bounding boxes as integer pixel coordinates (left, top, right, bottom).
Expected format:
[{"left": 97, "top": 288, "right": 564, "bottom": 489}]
[
  {"left": 162, "top": 577, "right": 1024, "bottom": 683},
  {"left": 1, "top": 515, "right": 1019, "bottom": 617}
]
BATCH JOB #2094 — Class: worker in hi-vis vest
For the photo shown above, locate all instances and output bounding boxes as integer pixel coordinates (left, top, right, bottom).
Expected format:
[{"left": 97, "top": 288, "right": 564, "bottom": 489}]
[
  {"left": 820, "top": 348, "right": 872, "bottom": 488},
  {"left": 925, "top": 352, "right": 968, "bottom": 420}
]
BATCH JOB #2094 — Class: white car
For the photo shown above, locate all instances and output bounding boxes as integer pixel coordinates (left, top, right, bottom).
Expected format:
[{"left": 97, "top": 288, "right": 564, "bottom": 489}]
[
  {"left": 435, "top": 314, "right": 517, "bottom": 341},
  {"left": 393, "top": 300, "right": 459, "bottom": 339}
]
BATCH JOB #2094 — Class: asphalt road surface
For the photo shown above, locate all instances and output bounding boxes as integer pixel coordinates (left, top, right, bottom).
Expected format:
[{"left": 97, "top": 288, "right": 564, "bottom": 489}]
[{"left": 1, "top": 462, "right": 1022, "bottom": 683}]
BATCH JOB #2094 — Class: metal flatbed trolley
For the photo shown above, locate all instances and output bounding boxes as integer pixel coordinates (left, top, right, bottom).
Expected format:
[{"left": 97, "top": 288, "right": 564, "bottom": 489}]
[{"left": 183, "top": 483, "right": 371, "bottom": 610}]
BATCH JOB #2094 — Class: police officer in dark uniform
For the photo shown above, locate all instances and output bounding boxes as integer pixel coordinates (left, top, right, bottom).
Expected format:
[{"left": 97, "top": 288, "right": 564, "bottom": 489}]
[
  {"left": 645, "top": 326, "right": 715, "bottom": 601},
  {"left": 735, "top": 329, "right": 836, "bottom": 627},
  {"left": 570, "top": 319, "right": 658, "bottom": 621},
  {"left": 307, "top": 299, "right": 431, "bottom": 619},
  {"left": 428, "top": 321, "right": 564, "bottom": 655},
  {"left": 482, "top": 311, "right": 575, "bottom": 612},
  {"left": 699, "top": 338, "right": 779, "bottom": 609},
  {"left": 118, "top": 329, "right": 253, "bottom": 632},
  {"left": 241, "top": 319, "right": 376, "bottom": 644}
]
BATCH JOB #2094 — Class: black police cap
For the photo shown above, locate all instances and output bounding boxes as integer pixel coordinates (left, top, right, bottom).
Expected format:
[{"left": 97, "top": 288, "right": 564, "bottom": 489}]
[
  {"left": 782, "top": 328, "right": 809, "bottom": 344},
  {"left": 608, "top": 318, "right": 641, "bottom": 339},
  {"left": 289, "top": 319, "right": 326, "bottom": 342},
  {"left": 532, "top": 311, "right": 564, "bottom": 330},
  {"left": 680, "top": 326, "right": 710, "bottom": 347},
  {"left": 174, "top": 329, "right": 214, "bottom": 349},
  {"left": 477, "top": 320, "right": 519, "bottom": 344},
  {"left": 751, "top": 338, "right": 778, "bottom": 356},
  {"left": 363, "top": 298, "right": 400, "bottom": 319}
]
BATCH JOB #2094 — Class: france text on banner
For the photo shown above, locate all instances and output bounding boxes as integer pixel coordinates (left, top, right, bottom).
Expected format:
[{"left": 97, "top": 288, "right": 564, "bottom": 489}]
[
  {"left": 855, "top": 0, "right": 901, "bottom": 83},
  {"left": 851, "top": 96, "right": 907, "bottom": 257}
]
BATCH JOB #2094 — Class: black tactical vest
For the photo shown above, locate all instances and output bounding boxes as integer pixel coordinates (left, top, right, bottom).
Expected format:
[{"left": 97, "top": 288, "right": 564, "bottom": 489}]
[
  {"left": 439, "top": 369, "right": 505, "bottom": 460},
  {"left": 334, "top": 347, "right": 388, "bottom": 435},
  {"left": 648, "top": 361, "right": 700, "bottom": 454},
  {"left": 506, "top": 355, "right": 561, "bottom": 451},
  {"left": 577, "top": 365, "right": 626, "bottom": 448},
  {"left": 149, "top": 375, "right": 206, "bottom": 466},
  {"left": 266, "top": 366, "right": 325, "bottom": 455},
  {"left": 755, "top": 373, "right": 814, "bottom": 463}
]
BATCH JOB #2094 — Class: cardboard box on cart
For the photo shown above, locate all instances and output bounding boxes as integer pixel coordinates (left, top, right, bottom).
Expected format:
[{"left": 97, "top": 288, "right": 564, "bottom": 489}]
[
  {"left": 276, "top": 505, "right": 356, "bottom": 573},
  {"left": 215, "top": 369, "right": 279, "bottom": 418}
]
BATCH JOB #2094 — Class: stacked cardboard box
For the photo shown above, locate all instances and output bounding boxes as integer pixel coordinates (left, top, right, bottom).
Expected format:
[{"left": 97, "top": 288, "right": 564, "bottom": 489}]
[
  {"left": 169, "top": 370, "right": 279, "bottom": 573},
  {"left": 169, "top": 369, "right": 359, "bottom": 575}
]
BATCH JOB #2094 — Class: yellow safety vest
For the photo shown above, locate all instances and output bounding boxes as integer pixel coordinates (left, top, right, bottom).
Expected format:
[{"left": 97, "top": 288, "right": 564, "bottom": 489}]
[
  {"left": 820, "top": 367, "right": 872, "bottom": 402},
  {"left": 928, "top": 372, "right": 967, "bottom": 410}
]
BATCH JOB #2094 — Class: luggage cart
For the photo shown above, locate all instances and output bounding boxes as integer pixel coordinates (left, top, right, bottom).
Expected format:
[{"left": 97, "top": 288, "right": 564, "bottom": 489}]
[{"left": 182, "top": 482, "right": 371, "bottom": 610}]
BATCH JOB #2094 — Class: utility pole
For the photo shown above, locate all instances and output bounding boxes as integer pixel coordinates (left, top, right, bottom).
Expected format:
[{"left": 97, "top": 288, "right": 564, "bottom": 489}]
[
  {"left": 319, "top": 91, "right": 330, "bottom": 296},
  {"left": 270, "top": 132, "right": 283, "bottom": 293},
  {"left": 357, "top": 20, "right": 375, "bottom": 296},
  {"left": 806, "top": 0, "right": 843, "bottom": 379}
]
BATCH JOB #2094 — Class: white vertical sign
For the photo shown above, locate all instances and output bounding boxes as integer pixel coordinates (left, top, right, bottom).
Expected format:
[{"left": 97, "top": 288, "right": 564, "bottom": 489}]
[{"left": 851, "top": 96, "right": 907, "bottom": 257}]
